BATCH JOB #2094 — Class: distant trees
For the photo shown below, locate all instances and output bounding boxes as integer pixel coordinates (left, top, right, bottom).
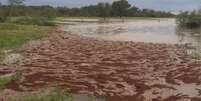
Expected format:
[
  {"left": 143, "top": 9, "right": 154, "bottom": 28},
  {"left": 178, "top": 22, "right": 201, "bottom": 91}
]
[
  {"left": 111, "top": 0, "right": 131, "bottom": 17},
  {"left": 0, "top": 5, "right": 57, "bottom": 17},
  {"left": 8, "top": 0, "right": 25, "bottom": 16},
  {"left": 0, "top": 1, "right": 7, "bottom": 22},
  {"left": 8, "top": 0, "right": 24, "bottom": 5},
  {"left": 0, "top": 0, "right": 174, "bottom": 18},
  {"left": 56, "top": 0, "right": 174, "bottom": 18},
  {"left": 97, "top": 3, "right": 111, "bottom": 19},
  {"left": 126, "top": 6, "right": 139, "bottom": 16}
]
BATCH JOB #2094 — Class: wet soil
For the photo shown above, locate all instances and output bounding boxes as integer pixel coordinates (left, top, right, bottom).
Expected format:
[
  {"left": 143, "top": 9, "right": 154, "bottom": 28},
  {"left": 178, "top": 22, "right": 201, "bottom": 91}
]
[{"left": 0, "top": 26, "right": 201, "bottom": 101}]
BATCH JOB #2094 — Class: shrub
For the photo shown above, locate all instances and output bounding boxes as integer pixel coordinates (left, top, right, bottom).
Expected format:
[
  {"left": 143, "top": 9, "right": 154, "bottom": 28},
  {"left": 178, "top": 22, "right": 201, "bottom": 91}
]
[
  {"left": 0, "top": 16, "right": 7, "bottom": 23},
  {"left": 177, "top": 11, "right": 201, "bottom": 28},
  {"left": 13, "top": 16, "right": 54, "bottom": 26}
]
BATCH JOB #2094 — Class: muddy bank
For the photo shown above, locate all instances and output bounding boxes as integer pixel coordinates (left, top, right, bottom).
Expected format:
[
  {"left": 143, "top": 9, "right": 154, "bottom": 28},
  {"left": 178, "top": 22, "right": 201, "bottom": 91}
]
[{"left": 0, "top": 27, "right": 201, "bottom": 101}]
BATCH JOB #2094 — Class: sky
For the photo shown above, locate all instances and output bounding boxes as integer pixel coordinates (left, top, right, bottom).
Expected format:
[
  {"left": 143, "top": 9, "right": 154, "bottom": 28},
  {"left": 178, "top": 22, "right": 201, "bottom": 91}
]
[{"left": 0, "top": 0, "right": 201, "bottom": 12}]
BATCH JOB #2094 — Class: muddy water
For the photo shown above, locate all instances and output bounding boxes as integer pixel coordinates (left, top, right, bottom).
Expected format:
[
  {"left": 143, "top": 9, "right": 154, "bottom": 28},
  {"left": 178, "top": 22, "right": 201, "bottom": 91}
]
[{"left": 62, "top": 18, "right": 201, "bottom": 58}]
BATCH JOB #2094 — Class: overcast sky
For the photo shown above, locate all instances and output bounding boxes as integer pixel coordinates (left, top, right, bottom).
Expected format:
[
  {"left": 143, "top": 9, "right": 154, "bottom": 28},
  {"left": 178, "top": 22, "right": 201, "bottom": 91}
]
[{"left": 0, "top": 0, "right": 201, "bottom": 12}]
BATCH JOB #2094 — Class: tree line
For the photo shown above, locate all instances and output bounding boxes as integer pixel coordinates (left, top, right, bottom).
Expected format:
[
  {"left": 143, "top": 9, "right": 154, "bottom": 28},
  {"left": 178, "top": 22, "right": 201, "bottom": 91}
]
[
  {"left": 0, "top": 0, "right": 174, "bottom": 18},
  {"left": 57, "top": 0, "right": 174, "bottom": 18}
]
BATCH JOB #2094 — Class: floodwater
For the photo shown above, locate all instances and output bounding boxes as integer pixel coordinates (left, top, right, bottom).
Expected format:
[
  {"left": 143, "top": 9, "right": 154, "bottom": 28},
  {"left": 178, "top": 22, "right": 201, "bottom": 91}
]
[
  {"left": 62, "top": 18, "right": 201, "bottom": 58},
  {"left": 3, "top": 23, "right": 200, "bottom": 101}
]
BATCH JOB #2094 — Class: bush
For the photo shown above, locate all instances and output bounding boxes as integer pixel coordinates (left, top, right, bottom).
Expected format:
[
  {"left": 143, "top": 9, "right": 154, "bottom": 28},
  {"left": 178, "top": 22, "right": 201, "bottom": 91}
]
[
  {"left": 0, "top": 16, "right": 7, "bottom": 23},
  {"left": 177, "top": 11, "right": 201, "bottom": 28},
  {"left": 12, "top": 16, "right": 54, "bottom": 26}
]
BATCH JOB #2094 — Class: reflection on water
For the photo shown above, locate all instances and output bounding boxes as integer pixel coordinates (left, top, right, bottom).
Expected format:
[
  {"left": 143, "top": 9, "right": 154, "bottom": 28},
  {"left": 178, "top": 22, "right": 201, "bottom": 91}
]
[{"left": 63, "top": 19, "right": 201, "bottom": 58}]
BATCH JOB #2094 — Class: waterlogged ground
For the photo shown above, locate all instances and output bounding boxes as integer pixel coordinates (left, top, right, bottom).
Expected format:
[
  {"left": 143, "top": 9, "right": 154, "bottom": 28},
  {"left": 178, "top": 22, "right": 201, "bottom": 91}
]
[{"left": 0, "top": 26, "right": 201, "bottom": 101}]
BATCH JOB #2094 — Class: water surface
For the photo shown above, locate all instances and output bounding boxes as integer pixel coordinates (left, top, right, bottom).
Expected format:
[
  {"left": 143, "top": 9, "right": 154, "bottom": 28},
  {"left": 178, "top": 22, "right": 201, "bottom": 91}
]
[{"left": 63, "top": 18, "right": 201, "bottom": 58}]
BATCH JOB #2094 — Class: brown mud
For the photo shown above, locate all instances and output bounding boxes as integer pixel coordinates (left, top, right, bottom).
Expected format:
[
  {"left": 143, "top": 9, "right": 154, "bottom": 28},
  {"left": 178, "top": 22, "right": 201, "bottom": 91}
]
[{"left": 0, "top": 26, "right": 201, "bottom": 101}]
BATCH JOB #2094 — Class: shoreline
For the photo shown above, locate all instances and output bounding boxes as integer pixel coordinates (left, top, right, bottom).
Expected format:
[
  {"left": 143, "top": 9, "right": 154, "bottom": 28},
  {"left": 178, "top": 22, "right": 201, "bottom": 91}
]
[
  {"left": 0, "top": 26, "right": 201, "bottom": 101},
  {"left": 55, "top": 17, "right": 175, "bottom": 24}
]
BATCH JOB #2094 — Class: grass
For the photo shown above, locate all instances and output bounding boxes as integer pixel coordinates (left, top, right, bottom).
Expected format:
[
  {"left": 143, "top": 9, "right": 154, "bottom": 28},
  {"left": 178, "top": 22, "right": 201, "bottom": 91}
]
[
  {"left": 9, "top": 88, "right": 73, "bottom": 101},
  {"left": 0, "top": 72, "right": 22, "bottom": 87},
  {"left": 0, "top": 23, "right": 51, "bottom": 61},
  {"left": 0, "top": 76, "right": 13, "bottom": 87},
  {"left": 0, "top": 23, "right": 51, "bottom": 50}
]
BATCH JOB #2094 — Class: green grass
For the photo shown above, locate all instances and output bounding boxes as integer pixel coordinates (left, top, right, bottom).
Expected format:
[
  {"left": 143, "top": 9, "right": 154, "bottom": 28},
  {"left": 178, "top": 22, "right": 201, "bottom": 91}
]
[
  {"left": 9, "top": 88, "right": 73, "bottom": 101},
  {"left": 0, "top": 72, "right": 22, "bottom": 87},
  {"left": 0, "top": 23, "right": 51, "bottom": 61},
  {"left": 0, "top": 76, "right": 13, "bottom": 86},
  {"left": 0, "top": 23, "right": 51, "bottom": 50}
]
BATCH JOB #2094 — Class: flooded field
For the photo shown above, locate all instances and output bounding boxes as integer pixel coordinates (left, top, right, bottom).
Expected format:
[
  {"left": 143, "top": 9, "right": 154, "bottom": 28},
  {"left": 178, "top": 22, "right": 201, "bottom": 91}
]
[
  {"left": 62, "top": 18, "right": 201, "bottom": 58},
  {"left": 1, "top": 19, "right": 201, "bottom": 101}
]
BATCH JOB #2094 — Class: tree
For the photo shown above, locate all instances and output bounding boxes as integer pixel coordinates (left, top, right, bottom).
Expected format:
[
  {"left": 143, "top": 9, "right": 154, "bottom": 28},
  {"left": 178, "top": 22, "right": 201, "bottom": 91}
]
[
  {"left": 112, "top": 0, "right": 131, "bottom": 17},
  {"left": 0, "top": 0, "right": 173, "bottom": 18},
  {"left": 8, "top": 0, "right": 24, "bottom": 5},
  {"left": 127, "top": 6, "right": 139, "bottom": 16},
  {"left": 97, "top": 3, "right": 111, "bottom": 19},
  {"left": 8, "top": 0, "right": 25, "bottom": 16}
]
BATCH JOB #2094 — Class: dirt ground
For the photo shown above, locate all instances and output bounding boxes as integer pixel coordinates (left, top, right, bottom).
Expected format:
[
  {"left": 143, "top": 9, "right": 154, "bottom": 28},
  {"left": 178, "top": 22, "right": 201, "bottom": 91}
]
[{"left": 0, "top": 26, "right": 201, "bottom": 101}]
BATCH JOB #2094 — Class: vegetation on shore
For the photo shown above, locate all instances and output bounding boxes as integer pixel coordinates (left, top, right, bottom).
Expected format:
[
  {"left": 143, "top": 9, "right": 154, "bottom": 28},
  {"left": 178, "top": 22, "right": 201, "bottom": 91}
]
[
  {"left": 0, "top": 22, "right": 51, "bottom": 61},
  {"left": 8, "top": 16, "right": 55, "bottom": 26},
  {"left": 0, "top": 0, "right": 54, "bottom": 60},
  {"left": 177, "top": 10, "right": 201, "bottom": 28},
  {"left": 0, "top": 23, "right": 51, "bottom": 50}
]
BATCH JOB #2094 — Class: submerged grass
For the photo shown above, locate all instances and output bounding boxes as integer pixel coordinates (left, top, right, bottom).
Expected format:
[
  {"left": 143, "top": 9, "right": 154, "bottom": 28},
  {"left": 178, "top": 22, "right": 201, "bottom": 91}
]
[
  {"left": 9, "top": 88, "right": 73, "bottom": 101},
  {"left": 0, "top": 76, "right": 13, "bottom": 87},
  {"left": 0, "top": 72, "right": 22, "bottom": 87}
]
